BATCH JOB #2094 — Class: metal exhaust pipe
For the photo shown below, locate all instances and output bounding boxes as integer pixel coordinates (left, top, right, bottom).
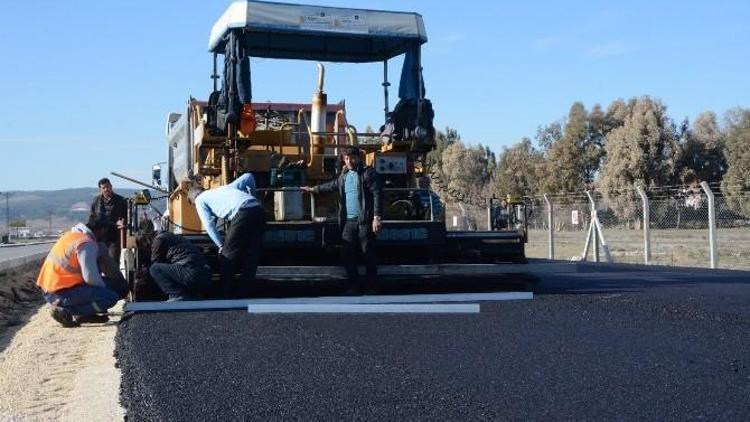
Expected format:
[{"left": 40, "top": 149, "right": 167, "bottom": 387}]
[{"left": 311, "top": 63, "right": 327, "bottom": 156}]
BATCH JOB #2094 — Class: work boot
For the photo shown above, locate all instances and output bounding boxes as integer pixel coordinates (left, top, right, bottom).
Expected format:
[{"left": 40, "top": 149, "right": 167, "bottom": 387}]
[
  {"left": 75, "top": 314, "right": 110, "bottom": 324},
  {"left": 50, "top": 306, "right": 80, "bottom": 328}
]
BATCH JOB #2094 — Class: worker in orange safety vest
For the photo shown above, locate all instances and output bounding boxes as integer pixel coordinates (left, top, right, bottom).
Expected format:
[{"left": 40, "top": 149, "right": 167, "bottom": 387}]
[{"left": 36, "top": 215, "right": 127, "bottom": 327}]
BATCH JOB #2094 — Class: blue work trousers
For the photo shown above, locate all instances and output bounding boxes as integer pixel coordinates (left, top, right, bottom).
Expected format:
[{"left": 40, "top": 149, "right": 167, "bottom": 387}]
[{"left": 43, "top": 277, "right": 127, "bottom": 317}]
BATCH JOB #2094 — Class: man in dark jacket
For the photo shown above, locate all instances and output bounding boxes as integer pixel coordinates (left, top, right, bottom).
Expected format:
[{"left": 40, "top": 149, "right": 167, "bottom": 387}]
[
  {"left": 90, "top": 177, "right": 128, "bottom": 262},
  {"left": 302, "top": 147, "right": 383, "bottom": 292},
  {"left": 137, "top": 224, "right": 212, "bottom": 301}
]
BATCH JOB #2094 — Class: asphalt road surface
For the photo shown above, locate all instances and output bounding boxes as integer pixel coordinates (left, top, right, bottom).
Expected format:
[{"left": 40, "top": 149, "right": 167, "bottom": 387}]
[
  {"left": 117, "top": 263, "right": 750, "bottom": 421},
  {"left": 0, "top": 243, "right": 51, "bottom": 264}
]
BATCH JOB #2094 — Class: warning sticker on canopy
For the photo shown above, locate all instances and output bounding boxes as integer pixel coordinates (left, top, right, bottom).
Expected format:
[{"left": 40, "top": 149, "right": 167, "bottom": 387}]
[{"left": 300, "top": 9, "right": 369, "bottom": 34}]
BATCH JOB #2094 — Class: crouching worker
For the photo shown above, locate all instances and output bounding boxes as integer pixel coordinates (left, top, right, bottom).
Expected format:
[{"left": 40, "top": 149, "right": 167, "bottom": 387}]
[
  {"left": 136, "top": 222, "right": 211, "bottom": 301},
  {"left": 37, "top": 216, "right": 128, "bottom": 328}
]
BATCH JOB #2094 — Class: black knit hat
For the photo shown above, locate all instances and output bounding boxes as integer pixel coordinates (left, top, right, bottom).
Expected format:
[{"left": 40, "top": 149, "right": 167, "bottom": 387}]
[{"left": 340, "top": 146, "right": 361, "bottom": 157}]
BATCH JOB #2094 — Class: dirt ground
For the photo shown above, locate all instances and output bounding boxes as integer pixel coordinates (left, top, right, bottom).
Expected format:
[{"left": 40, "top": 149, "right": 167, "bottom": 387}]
[
  {"left": 0, "top": 264, "right": 124, "bottom": 421},
  {"left": 0, "top": 263, "right": 44, "bottom": 331}
]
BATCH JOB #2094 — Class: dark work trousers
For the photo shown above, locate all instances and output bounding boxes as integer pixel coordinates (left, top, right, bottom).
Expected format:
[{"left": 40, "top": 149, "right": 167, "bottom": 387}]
[
  {"left": 106, "top": 242, "right": 121, "bottom": 265},
  {"left": 341, "top": 219, "right": 377, "bottom": 289},
  {"left": 220, "top": 206, "right": 267, "bottom": 298},
  {"left": 105, "top": 228, "right": 122, "bottom": 264},
  {"left": 149, "top": 263, "right": 211, "bottom": 299},
  {"left": 43, "top": 277, "right": 128, "bottom": 317}
]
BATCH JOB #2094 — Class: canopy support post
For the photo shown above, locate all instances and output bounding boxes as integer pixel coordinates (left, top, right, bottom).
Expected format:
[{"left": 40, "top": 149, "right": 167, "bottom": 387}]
[
  {"left": 383, "top": 60, "right": 390, "bottom": 120},
  {"left": 211, "top": 52, "right": 219, "bottom": 92}
]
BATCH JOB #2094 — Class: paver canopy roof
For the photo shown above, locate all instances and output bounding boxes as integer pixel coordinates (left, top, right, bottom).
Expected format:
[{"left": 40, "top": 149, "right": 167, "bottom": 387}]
[{"left": 208, "top": 0, "right": 427, "bottom": 62}]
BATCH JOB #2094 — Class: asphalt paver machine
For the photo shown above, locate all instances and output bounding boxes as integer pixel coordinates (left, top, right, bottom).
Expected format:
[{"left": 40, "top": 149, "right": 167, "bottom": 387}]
[{"left": 124, "top": 0, "right": 528, "bottom": 299}]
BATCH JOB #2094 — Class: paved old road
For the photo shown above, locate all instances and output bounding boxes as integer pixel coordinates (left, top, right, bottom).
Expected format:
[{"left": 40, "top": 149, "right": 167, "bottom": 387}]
[
  {"left": 117, "top": 263, "right": 750, "bottom": 420},
  {"left": 0, "top": 244, "right": 51, "bottom": 267}
]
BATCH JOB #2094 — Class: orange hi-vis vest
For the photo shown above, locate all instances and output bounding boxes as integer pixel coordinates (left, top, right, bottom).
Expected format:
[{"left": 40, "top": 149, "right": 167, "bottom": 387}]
[{"left": 36, "top": 231, "right": 95, "bottom": 293}]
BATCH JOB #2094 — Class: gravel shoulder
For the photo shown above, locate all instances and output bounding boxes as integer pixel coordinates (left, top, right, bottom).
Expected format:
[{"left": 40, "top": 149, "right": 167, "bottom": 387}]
[{"left": 0, "top": 264, "right": 124, "bottom": 421}]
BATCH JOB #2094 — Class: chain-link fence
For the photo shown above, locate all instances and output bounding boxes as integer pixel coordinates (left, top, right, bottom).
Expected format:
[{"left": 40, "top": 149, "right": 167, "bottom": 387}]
[
  {"left": 525, "top": 195, "right": 592, "bottom": 262},
  {"left": 443, "top": 184, "right": 750, "bottom": 271},
  {"left": 716, "top": 193, "right": 750, "bottom": 270},
  {"left": 647, "top": 193, "right": 710, "bottom": 267},
  {"left": 443, "top": 201, "right": 492, "bottom": 231}
]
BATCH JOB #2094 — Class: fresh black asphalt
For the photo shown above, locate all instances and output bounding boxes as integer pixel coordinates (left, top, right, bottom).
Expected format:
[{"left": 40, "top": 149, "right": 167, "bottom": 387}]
[{"left": 116, "top": 262, "right": 750, "bottom": 421}]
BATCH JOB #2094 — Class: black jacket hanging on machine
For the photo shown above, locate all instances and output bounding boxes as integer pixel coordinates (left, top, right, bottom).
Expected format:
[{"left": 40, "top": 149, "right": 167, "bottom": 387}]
[{"left": 211, "top": 31, "right": 252, "bottom": 133}]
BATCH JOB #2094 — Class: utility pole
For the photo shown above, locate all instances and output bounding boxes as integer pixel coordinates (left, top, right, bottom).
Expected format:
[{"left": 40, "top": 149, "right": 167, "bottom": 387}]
[{"left": 2, "top": 192, "right": 9, "bottom": 243}]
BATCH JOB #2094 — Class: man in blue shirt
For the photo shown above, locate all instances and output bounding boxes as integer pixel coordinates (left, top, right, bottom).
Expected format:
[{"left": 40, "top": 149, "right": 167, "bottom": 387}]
[
  {"left": 302, "top": 147, "right": 383, "bottom": 293},
  {"left": 188, "top": 173, "right": 266, "bottom": 298}
]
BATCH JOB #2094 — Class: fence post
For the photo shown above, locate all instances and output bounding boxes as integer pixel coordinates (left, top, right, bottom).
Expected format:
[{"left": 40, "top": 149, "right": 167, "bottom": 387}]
[
  {"left": 487, "top": 198, "right": 493, "bottom": 231},
  {"left": 585, "top": 191, "right": 599, "bottom": 262},
  {"left": 457, "top": 202, "right": 467, "bottom": 230},
  {"left": 699, "top": 181, "right": 718, "bottom": 269},
  {"left": 543, "top": 194, "right": 554, "bottom": 260},
  {"left": 635, "top": 185, "right": 651, "bottom": 265}
]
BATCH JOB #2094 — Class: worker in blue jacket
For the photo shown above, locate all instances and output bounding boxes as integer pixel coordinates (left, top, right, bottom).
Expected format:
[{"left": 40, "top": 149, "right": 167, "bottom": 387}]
[{"left": 188, "top": 173, "right": 266, "bottom": 298}]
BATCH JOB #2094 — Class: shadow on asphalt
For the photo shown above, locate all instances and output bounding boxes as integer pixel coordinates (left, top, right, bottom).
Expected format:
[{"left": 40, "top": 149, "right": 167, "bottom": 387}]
[
  {"left": 128, "top": 274, "right": 537, "bottom": 303},
  {"left": 130, "top": 260, "right": 750, "bottom": 303},
  {"left": 239, "top": 274, "right": 539, "bottom": 300},
  {"left": 248, "top": 261, "right": 750, "bottom": 300},
  {"left": 532, "top": 261, "right": 750, "bottom": 296}
]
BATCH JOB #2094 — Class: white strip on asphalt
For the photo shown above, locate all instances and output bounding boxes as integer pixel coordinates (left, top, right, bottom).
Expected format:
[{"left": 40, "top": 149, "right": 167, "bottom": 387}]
[
  {"left": 125, "top": 292, "right": 532, "bottom": 312},
  {"left": 247, "top": 303, "right": 480, "bottom": 314}
]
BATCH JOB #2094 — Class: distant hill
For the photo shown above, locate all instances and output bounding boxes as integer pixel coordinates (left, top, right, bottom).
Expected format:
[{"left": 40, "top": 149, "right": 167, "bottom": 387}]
[{"left": 2, "top": 188, "right": 166, "bottom": 232}]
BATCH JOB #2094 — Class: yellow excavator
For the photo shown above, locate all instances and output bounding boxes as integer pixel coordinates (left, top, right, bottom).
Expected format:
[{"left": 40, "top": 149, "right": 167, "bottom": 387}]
[{"left": 121, "top": 0, "right": 529, "bottom": 300}]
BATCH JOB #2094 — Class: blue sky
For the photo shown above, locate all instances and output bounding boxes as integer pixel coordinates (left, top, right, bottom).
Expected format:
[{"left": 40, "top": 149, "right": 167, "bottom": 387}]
[{"left": 1, "top": 0, "right": 748, "bottom": 190}]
